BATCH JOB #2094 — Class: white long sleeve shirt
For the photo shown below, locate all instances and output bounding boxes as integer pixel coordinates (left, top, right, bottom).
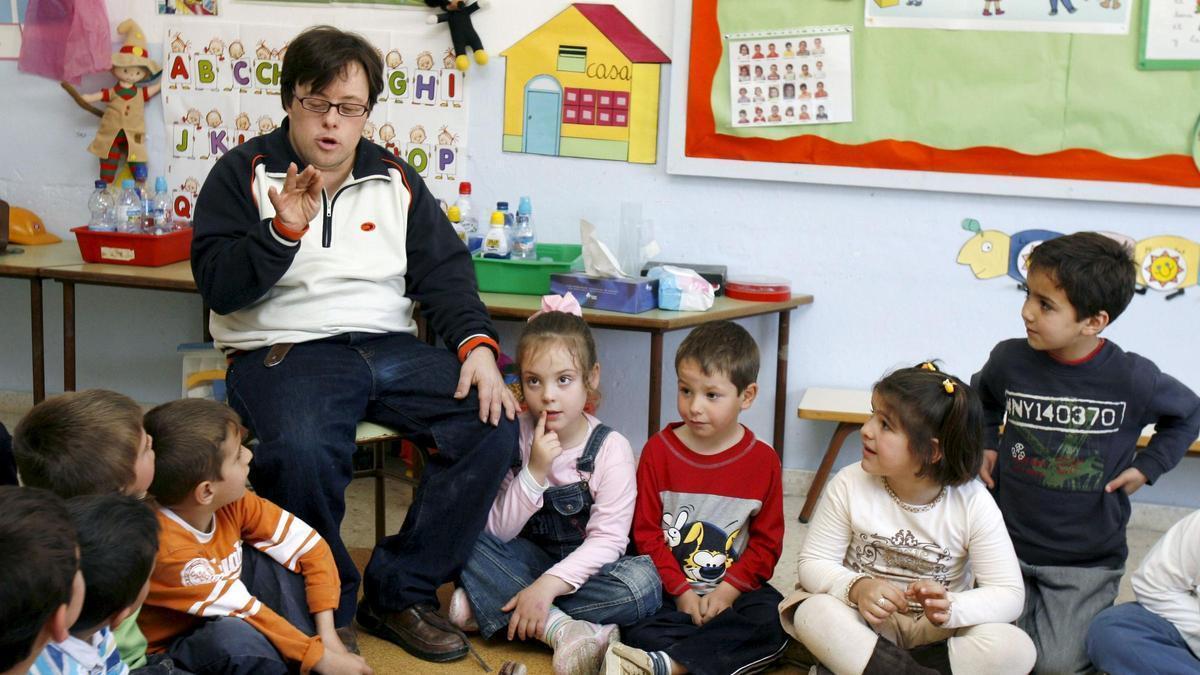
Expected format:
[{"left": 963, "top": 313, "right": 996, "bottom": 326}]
[
  {"left": 1131, "top": 510, "right": 1200, "bottom": 656},
  {"left": 798, "top": 462, "right": 1024, "bottom": 629}
]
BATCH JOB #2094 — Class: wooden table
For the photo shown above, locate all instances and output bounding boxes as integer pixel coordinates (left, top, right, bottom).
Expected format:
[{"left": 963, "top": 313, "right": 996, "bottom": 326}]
[
  {"left": 0, "top": 243, "right": 93, "bottom": 403},
  {"left": 40, "top": 262, "right": 812, "bottom": 453}
]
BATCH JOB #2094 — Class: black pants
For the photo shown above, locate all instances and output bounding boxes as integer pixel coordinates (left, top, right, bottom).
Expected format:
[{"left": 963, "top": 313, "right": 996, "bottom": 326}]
[{"left": 622, "top": 584, "right": 789, "bottom": 675}]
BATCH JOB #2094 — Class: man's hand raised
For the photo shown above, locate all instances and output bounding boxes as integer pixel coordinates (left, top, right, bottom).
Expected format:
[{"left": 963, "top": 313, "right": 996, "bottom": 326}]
[{"left": 267, "top": 162, "right": 323, "bottom": 235}]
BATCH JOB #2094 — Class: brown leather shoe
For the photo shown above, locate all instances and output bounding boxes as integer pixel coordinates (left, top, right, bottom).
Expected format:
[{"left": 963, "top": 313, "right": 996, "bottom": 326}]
[
  {"left": 357, "top": 600, "right": 468, "bottom": 662},
  {"left": 335, "top": 625, "right": 360, "bottom": 655}
]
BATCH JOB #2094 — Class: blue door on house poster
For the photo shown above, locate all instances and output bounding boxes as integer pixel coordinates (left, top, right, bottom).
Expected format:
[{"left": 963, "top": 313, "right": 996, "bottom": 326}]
[{"left": 524, "top": 77, "right": 562, "bottom": 156}]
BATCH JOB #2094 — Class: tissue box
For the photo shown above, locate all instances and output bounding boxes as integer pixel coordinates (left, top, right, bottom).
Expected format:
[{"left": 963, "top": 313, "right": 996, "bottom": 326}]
[
  {"left": 641, "top": 261, "right": 727, "bottom": 296},
  {"left": 550, "top": 274, "right": 659, "bottom": 314}
]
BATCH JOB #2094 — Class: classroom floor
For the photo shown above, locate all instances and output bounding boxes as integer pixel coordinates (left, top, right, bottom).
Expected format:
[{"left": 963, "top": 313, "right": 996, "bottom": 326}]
[{"left": 0, "top": 401, "right": 1176, "bottom": 675}]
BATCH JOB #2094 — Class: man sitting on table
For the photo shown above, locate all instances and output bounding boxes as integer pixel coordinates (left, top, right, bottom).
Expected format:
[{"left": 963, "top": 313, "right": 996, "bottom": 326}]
[{"left": 189, "top": 25, "right": 518, "bottom": 664}]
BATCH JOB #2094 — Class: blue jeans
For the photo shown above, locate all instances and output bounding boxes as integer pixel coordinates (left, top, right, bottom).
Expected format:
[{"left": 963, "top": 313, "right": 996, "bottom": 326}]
[
  {"left": 226, "top": 332, "right": 517, "bottom": 625},
  {"left": 1087, "top": 602, "right": 1200, "bottom": 675},
  {"left": 459, "top": 531, "right": 662, "bottom": 639},
  {"left": 167, "top": 548, "right": 311, "bottom": 674}
]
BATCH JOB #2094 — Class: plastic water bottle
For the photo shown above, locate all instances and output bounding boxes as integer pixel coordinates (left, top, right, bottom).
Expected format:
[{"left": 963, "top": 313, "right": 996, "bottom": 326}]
[
  {"left": 455, "top": 182, "right": 478, "bottom": 234},
  {"left": 496, "top": 201, "right": 515, "bottom": 242},
  {"left": 116, "top": 179, "right": 143, "bottom": 233},
  {"left": 147, "top": 177, "right": 171, "bottom": 234},
  {"left": 512, "top": 196, "right": 536, "bottom": 260},
  {"left": 447, "top": 205, "right": 468, "bottom": 246},
  {"left": 87, "top": 181, "right": 116, "bottom": 231},
  {"left": 481, "top": 210, "right": 510, "bottom": 259}
]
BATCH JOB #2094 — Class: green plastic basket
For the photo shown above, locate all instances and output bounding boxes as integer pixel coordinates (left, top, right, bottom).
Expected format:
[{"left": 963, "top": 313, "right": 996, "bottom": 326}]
[{"left": 473, "top": 243, "right": 583, "bottom": 295}]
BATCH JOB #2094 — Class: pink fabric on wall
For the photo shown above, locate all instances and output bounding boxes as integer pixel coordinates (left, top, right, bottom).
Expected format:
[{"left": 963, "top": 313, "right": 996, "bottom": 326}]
[{"left": 18, "top": 0, "right": 111, "bottom": 83}]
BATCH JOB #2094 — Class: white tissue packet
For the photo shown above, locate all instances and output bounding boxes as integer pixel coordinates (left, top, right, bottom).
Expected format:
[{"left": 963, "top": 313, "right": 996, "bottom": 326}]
[{"left": 647, "top": 265, "right": 715, "bottom": 311}]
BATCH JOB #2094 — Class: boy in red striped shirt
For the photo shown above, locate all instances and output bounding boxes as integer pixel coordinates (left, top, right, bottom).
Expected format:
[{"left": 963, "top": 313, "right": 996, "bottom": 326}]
[{"left": 605, "top": 321, "right": 788, "bottom": 675}]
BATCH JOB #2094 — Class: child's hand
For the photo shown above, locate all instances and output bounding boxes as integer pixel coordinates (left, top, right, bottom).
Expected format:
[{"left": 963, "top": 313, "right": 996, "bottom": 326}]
[
  {"left": 501, "top": 574, "right": 571, "bottom": 641},
  {"left": 848, "top": 577, "right": 906, "bottom": 627},
  {"left": 979, "top": 449, "right": 998, "bottom": 489},
  {"left": 313, "top": 610, "right": 346, "bottom": 654},
  {"left": 1105, "top": 467, "right": 1148, "bottom": 495},
  {"left": 699, "top": 582, "right": 741, "bottom": 624},
  {"left": 675, "top": 589, "right": 704, "bottom": 626},
  {"left": 907, "top": 579, "right": 951, "bottom": 626},
  {"left": 313, "top": 648, "right": 373, "bottom": 675},
  {"left": 527, "top": 411, "right": 563, "bottom": 483}
]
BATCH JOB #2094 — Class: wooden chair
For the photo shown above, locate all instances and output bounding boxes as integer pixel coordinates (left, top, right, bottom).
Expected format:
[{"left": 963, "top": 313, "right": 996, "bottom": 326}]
[{"left": 351, "top": 421, "right": 426, "bottom": 543}]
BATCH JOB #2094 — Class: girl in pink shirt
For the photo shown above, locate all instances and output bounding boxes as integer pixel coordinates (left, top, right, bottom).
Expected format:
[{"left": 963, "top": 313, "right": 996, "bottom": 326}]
[{"left": 449, "top": 294, "right": 661, "bottom": 675}]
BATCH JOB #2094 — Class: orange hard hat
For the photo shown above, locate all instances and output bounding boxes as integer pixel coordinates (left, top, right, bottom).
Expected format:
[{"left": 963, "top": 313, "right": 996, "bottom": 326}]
[{"left": 9, "top": 206, "right": 61, "bottom": 245}]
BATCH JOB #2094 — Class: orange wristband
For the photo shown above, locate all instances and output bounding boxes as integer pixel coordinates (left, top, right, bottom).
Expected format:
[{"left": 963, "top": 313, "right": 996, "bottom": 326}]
[
  {"left": 272, "top": 215, "right": 308, "bottom": 241},
  {"left": 457, "top": 336, "right": 499, "bottom": 362}
]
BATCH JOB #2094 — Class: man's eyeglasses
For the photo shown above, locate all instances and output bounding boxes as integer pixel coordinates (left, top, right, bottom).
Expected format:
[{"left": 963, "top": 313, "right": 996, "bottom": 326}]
[{"left": 297, "top": 96, "right": 369, "bottom": 118}]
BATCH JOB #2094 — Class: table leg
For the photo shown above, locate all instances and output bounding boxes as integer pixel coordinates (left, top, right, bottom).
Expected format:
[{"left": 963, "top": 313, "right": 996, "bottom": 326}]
[
  {"left": 30, "top": 279, "right": 45, "bottom": 404},
  {"left": 774, "top": 310, "right": 791, "bottom": 456},
  {"left": 63, "top": 281, "right": 75, "bottom": 392},
  {"left": 648, "top": 331, "right": 663, "bottom": 439}
]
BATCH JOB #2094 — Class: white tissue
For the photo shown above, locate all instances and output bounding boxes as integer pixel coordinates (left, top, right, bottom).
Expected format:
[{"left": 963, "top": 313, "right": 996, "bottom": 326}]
[{"left": 581, "top": 219, "right": 628, "bottom": 278}]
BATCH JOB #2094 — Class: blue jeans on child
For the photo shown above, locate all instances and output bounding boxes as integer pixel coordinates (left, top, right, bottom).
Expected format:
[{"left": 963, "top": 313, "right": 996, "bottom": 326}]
[
  {"left": 166, "top": 548, "right": 313, "bottom": 675},
  {"left": 225, "top": 331, "right": 517, "bottom": 626},
  {"left": 460, "top": 532, "right": 662, "bottom": 638},
  {"left": 1087, "top": 602, "right": 1200, "bottom": 674}
]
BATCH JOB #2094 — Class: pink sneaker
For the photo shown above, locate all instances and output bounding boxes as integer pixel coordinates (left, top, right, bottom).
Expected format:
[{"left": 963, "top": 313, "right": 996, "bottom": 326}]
[
  {"left": 447, "top": 587, "right": 479, "bottom": 633},
  {"left": 552, "top": 620, "right": 619, "bottom": 675}
]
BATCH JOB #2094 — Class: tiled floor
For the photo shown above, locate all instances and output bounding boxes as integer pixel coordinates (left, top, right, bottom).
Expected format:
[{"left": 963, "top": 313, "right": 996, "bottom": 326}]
[{"left": 1, "top": 397, "right": 1185, "bottom": 673}]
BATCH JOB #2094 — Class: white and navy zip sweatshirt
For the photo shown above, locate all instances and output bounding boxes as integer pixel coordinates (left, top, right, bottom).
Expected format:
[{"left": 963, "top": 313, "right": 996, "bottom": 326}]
[{"left": 191, "top": 118, "right": 496, "bottom": 356}]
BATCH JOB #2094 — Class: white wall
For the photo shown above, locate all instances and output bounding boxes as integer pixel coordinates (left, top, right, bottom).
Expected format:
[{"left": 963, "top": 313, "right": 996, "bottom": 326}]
[{"left": 1, "top": 0, "right": 1197, "bottom": 505}]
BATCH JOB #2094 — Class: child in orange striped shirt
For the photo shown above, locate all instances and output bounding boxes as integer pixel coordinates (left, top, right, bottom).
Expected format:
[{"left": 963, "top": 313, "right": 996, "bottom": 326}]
[{"left": 140, "top": 399, "right": 371, "bottom": 675}]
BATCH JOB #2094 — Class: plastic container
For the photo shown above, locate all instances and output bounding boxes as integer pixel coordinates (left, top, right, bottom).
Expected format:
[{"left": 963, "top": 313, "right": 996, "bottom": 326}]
[
  {"left": 116, "top": 180, "right": 143, "bottom": 233},
  {"left": 71, "top": 225, "right": 193, "bottom": 266},
  {"left": 147, "top": 177, "right": 171, "bottom": 234},
  {"left": 481, "top": 210, "right": 510, "bottom": 259},
  {"left": 725, "top": 275, "right": 792, "bottom": 302},
  {"left": 473, "top": 243, "right": 584, "bottom": 295},
  {"left": 447, "top": 205, "right": 468, "bottom": 246},
  {"left": 456, "top": 182, "right": 478, "bottom": 234},
  {"left": 512, "top": 196, "right": 536, "bottom": 260}
]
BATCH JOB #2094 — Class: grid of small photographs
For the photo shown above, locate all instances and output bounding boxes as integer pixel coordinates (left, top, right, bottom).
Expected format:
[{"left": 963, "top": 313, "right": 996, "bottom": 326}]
[{"left": 728, "top": 29, "right": 853, "bottom": 128}]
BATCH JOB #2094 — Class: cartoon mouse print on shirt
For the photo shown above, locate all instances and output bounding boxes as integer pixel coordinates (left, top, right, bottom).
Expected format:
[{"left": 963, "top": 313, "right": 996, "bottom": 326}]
[{"left": 662, "top": 507, "right": 741, "bottom": 589}]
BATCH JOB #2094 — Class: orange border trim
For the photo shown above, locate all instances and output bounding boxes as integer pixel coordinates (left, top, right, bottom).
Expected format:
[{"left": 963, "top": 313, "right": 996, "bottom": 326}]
[{"left": 684, "top": 0, "right": 1200, "bottom": 189}]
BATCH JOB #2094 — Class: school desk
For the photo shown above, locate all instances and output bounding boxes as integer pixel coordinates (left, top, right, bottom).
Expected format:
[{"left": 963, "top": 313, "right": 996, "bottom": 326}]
[
  {"left": 41, "top": 260, "right": 812, "bottom": 454},
  {"left": 0, "top": 242, "right": 93, "bottom": 403}
]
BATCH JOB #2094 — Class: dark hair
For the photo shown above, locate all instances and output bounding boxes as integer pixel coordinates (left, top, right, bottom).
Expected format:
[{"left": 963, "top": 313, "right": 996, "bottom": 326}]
[
  {"left": 14, "top": 390, "right": 143, "bottom": 497},
  {"left": 517, "top": 310, "right": 601, "bottom": 409},
  {"left": 281, "top": 26, "right": 384, "bottom": 113},
  {"left": 144, "top": 399, "right": 241, "bottom": 505},
  {"left": 0, "top": 486, "right": 78, "bottom": 672},
  {"left": 66, "top": 494, "right": 159, "bottom": 632},
  {"left": 675, "top": 321, "right": 759, "bottom": 393},
  {"left": 873, "top": 362, "right": 983, "bottom": 486},
  {"left": 1027, "top": 232, "right": 1136, "bottom": 323}
]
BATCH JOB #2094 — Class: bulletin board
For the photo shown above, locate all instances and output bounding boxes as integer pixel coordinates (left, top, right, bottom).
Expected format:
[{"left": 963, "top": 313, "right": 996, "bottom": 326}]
[{"left": 666, "top": 0, "right": 1200, "bottom": 205}]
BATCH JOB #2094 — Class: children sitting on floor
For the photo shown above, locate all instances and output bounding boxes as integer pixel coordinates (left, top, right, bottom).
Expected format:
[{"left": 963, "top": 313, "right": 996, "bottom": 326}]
[
  {"left": 29, "top": 494, "right": 160, "bottom": 675},
  {"left": 0, "top": 486, "right": 84, "bottom": 675},
  {"left": 974, "top": 232, "right": 1200, "bottom": 674},
  {"left": 606, "top": 321, "right": 789, "bottom": 675},
  {"left": 12, "top": 390, "right": 160, "bottom": 672},
  {"left": 139, "top": 399, "right": 370, "bottom": 675},
  {"left": 781, "top": 363, "right": 1035, "bottom": 674},
  {"left": 448, "top": 294, "right": 661, "bottom": 674}
]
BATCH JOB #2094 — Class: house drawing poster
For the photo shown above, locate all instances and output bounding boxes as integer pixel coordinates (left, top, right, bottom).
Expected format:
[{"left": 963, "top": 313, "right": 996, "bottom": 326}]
[
  {"left": 728, "top": 28, "right": 852, "bottom": 128},
  {"left": 865, "top": 0, "right": 1131, "bottom": 34},
  {"left": 501, "top": 3, "right": 670, "bottom": 164},
  {"left": 161, "top": 22, "right": 469, "bottom": 222}
]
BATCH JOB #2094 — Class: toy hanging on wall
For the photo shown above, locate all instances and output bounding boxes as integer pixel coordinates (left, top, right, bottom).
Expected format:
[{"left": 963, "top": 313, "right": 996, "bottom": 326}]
[
  {"left": 61, "top": 19, "right": 162, "bottom": 185},
  {"left": 425, "top": 0, "right": 488, "bottom": 71}
]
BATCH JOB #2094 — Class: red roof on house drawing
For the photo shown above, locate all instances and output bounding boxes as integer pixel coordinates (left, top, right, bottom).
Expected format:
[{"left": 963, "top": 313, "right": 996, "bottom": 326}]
[{"left": 573, "top": 4, "right": 670, "bottom": 64}]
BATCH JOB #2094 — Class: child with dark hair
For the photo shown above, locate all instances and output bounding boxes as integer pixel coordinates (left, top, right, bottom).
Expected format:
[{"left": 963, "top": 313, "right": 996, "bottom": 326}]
[
  {"left": 13, "top": 390, "right": 159, "bottom": 672},
  {"left": 448, "top": 295, "right": 660, "bottom": 674},
  {"left": 782, "top": 363, "right": 1035, "bottom": 675},
  {"left": 30, "top": 494, "right": 159, "bottom": 675},
  {"left": 605, "top": 321, "right": 788, "bottom": 675},
  {"left": 140, "top": 399, "right": 368, "bottom": 675},
  {"left": 974, "top": 231, "right": 1200, "bottom": 674},
  {"left": 0, "top": 486, "right": 84, "bottom": 675}
]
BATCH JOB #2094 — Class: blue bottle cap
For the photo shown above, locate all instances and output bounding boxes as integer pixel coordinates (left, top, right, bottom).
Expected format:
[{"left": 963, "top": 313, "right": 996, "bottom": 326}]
[
  {"left": 156, "top": 176, "right": 169, "bottom": 192},
  {"left": 497, "top": 201, "right": 509, "bottom": 210},
  {"left": 132, "top": 164, "right": 148, "bottom": 181},
  {"left": 123, "top": 179, "right": 135, "bottom": 189},
  {"left": 95, "top": 180, "right": 107, "bottom": 189},
  {"left": 518, "top": 196, "right": 532, "bottom": 215}
]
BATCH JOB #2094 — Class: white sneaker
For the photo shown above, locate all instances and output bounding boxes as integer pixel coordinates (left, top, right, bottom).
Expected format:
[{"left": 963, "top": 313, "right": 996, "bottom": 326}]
[
  {"left": 602, "top": 642, "right": 656, "bottom": 675},
  {"left": 447, "top": 587, "right": 479, "bottom": 633},
  {"left": 552, "top": 619, "right": 617, "bottom": 675}
]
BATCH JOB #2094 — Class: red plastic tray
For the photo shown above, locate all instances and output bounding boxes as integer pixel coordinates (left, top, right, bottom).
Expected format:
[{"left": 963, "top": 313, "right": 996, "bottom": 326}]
[
  {"left": 725, "top": 276, "right": 792, "bottom": 302},
  {"left": 72, "top": 226, "right": 192, "bottom": 267}
]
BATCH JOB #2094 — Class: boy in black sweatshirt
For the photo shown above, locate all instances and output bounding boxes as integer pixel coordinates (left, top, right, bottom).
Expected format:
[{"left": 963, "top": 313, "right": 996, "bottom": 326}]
[{"left": 974, "top": 232, "right": 1200, "bottom": 674}]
